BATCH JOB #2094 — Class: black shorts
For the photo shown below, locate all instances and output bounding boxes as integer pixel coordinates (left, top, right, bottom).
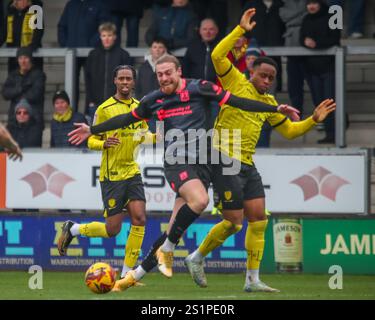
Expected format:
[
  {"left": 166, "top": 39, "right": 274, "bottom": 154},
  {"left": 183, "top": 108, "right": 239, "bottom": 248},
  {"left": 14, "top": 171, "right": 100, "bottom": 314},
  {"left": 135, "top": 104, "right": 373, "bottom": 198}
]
[
  {"left": 164, "top": 163, "right": 212, "bottom": 195},
  {"left": 212, "top": 154, "right": 265, "bottom": 210},
  {"left": 100, "top": 174, "right": 146, "bottom": 217}
]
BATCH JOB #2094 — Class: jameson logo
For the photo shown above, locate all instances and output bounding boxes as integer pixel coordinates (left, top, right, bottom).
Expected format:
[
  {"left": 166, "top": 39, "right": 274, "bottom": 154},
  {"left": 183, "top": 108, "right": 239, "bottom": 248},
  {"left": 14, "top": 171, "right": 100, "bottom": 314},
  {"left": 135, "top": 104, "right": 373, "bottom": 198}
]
[
  {"left": 321, "top": 234, "right": 375, "bottom": 255},
  {"left": 275, "top": 224, "right": 301, "bottom": 234}
]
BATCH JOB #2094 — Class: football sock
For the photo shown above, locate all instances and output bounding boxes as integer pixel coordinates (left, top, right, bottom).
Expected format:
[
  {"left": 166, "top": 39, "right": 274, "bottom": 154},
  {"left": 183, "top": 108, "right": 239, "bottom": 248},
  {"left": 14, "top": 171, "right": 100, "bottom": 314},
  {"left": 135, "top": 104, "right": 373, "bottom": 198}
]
[
  {"left": 124, "top": 225, "right": 145, "bottom": 273},
  {"left": 141, "top": 232, "right": 168, "bottom": 272},
  {"left": 163, "top": 204, "right": 199, "bottom": 250},
  {"left": 246, "top": 269, "right": 260, "bottom": 284},
  {"left": 245, "top": 219, "right": 268, "bottom": 271},
  {"left": 134, "top": 265, "right": 147, "bottom": 281},
  {"left": 198, "top": 219, "right": 243, "bottom": 257},
  {"left": 121, "top": 265, "right": 131, "bottom": 278},
  {"left": 78, "top": 222, "right": 109, "bottom": 238},
  {"left": 70, "top": 223, "right": 80, "bottom": 236}
]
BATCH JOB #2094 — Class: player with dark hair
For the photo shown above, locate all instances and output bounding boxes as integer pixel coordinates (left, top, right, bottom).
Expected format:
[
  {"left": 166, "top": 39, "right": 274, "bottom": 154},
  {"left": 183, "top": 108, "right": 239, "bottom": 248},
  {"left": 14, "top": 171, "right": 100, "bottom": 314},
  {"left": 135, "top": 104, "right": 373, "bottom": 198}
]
[
  {"left": 58, "top": 65, "right": 155, "bottom": 284},
  {"left": 185, "top": 8, "right": 336, "bottom": 293},
  {"left": 68, "top": 54, "right": 300, "bottom": 291},
  {"left": 0, "top": 123, "right": 22, "bottom": 161}
]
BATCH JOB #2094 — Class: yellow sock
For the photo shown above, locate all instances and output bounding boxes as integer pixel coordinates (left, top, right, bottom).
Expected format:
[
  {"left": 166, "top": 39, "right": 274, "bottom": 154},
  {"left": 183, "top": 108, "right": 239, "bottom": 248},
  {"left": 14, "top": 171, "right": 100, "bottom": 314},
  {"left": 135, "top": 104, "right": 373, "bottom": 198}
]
[
  {"left": 79, "top": 222, "right": 109, "bottom": 238},
  {"left": 245, "top": 219, "right": 268, "bottom": 270},
  {"left": 198, "top": 219, "right": 242, "bottom": 257},
  {"left": 124, "top": 225, "right": 145, "bottom": 268}
]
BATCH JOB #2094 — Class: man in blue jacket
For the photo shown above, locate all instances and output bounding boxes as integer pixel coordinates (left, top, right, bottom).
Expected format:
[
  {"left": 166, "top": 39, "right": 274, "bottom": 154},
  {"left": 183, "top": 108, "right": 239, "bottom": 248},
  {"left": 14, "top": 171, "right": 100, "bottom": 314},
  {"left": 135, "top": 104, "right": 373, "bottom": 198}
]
[{"left": 57, "top": 0, "right": 111, "bottom": 110}]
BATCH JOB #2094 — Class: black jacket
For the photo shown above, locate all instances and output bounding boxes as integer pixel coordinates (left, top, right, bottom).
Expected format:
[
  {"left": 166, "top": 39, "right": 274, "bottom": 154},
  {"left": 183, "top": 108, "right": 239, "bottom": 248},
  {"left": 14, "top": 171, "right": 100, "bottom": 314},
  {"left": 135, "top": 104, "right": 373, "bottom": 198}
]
[
  {"left": 300, "top": 4, "right": 341, "bottom": 74},
  {"left": 183, "top": 37, "right": 219, "bottom": 82},
  {"left": 51, "top": 112, "right": 87, "bottom": 148},
  {"left": 58, "top": 0, "right": 110, "bottom": 48},
  {"left": 106, "top": 0, "right": 145, "bottom": 17},
  {"left": 7, "top": 117, "right": 43, "bottom": 148},
  {"left": 2, "top": 67, "right": 46, "bottom": 126},
  {"left": 0, "top": 0, "right": 44, "bottom": 49},
  {"left": 135, "top": 58, "right": 159, "bottom": 100},
  {"left": 244, "top": 0, "right": 285, "bottom": 46},
  {"left": 85, "top": 44, "right": 131, "bottom": 107}
]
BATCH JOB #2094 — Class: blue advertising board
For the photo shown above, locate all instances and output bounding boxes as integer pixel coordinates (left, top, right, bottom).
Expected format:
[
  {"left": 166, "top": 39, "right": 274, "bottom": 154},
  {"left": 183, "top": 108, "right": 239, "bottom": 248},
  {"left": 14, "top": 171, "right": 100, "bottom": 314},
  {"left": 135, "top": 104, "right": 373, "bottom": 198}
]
[{"left": 0, "top": 215, "right": 276, "bottom": 273}]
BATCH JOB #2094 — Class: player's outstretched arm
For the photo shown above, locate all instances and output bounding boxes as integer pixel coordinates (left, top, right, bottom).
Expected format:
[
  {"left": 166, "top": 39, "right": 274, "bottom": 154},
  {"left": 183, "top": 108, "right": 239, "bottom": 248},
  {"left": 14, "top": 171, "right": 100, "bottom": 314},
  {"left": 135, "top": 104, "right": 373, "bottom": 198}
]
[
  {"left": 68, "top": 112, "right": 139, "bottom": 145},
  {"left": 274, "top": 99, "right": 336, "bottom": 139},
  {"left": 227, "top": 94, "right": 300, "bottom": 119},
  {"left": 197, "top": 81, "right": 301, "bottom": 119},
  {"left": 0, "top": 124, "right": 23, "bottom": 161}
]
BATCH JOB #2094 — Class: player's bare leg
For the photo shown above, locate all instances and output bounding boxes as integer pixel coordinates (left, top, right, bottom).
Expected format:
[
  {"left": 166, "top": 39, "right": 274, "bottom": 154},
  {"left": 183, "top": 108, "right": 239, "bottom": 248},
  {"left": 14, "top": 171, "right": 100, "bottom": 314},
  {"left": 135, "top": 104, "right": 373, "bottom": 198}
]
[
  {"left": 158, "top": 179, "right": 208, "bottom": 278},
  {"left": 243, "top": 198, "right": 279, "bottom": 293}
]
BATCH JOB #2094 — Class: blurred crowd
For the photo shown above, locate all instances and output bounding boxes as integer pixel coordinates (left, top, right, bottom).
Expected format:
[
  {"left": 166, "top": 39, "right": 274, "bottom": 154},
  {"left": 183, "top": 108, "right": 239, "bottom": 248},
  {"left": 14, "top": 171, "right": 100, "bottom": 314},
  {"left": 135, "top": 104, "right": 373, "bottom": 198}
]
[{"left": 0, "top": 0, "right": 368, "bottom": 148}]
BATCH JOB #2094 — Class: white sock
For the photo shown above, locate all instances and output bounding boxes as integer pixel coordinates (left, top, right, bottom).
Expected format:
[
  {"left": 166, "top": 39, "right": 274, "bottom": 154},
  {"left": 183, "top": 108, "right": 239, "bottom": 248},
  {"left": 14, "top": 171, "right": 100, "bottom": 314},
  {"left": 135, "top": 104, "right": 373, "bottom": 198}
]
[
  {"left": 121, "top": 265, "right": 132, "bottom": 278},
  {"left": 190, "top": 249, "right": 203, "bottom": 262},
  {"left": 246, "top": 269, "right": 260, "bottom": 284},
  {"left": 70, "top": 223, "right": 80, "bottom": 237},
  {"left": 134, "top": 266, "right": 146, "bottom": 281},
  {"left": 161, "top": 238, "right": 176, "bottom": 252}
]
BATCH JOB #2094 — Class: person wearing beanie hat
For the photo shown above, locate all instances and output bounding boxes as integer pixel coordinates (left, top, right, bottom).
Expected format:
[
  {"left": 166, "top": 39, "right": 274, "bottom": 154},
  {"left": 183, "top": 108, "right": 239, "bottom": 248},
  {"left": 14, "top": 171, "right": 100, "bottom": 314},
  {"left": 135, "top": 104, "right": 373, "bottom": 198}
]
[
  {"left": 2, "top": 46, "right": 46, "bottom": 128},
  {"left": 53, "top": 90, "right": 70, "bottom": 106},
  {"left": 50, "top": 90, "right": 87, "bottom": 148},
  {"left": 7, "top": 98, "right": 42, "bottom": 148}
]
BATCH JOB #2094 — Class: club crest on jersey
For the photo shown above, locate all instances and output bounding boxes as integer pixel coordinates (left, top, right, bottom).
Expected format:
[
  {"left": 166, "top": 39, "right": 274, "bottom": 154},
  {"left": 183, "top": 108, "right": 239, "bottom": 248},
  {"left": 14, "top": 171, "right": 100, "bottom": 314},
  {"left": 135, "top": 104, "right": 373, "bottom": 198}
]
[
  {"left": 180, "top": 90, "right": 190, "bottom": 102},
  {"left": 108, "top": 198, "right": 116, "bottom": 208},
  {"left": 224, "top": 191, "right": 232, "bottom": 201}
]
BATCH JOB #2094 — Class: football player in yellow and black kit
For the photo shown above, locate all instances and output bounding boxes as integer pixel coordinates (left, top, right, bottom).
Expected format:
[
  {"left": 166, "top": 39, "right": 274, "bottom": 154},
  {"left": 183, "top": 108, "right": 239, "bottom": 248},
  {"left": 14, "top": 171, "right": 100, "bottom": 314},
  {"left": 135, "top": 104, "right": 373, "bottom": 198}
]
[
  {"left": 185, "top": 8, "right": 336, "bottom": 292},
  {"left": 58, "top": 65, "right": 155, "bottom": 283}
]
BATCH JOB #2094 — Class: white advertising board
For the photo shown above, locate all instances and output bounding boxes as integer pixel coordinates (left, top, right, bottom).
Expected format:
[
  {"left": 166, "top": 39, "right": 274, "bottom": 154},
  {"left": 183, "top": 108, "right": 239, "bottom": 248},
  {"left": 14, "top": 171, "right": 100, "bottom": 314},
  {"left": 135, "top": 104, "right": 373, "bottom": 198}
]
[{"left": 5, "top": 149, "right": 368, "bottom": 214}]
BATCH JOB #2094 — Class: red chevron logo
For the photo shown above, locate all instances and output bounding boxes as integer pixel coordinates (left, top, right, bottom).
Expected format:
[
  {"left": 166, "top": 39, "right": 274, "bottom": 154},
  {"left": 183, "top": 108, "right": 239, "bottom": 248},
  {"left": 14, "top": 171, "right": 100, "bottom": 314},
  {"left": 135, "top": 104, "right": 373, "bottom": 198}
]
[
  {"left": 21, "top": 164, "right": 75, "bottom": 198},
  {"left": 291, "top": 166, "right": 349, "bottom": 202}
]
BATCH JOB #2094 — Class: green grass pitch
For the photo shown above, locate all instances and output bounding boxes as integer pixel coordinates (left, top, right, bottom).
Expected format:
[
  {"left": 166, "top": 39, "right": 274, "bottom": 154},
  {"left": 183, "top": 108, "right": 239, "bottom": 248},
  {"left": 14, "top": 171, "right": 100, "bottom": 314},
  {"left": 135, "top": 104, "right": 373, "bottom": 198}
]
[{"left": 1, "top": 271, "right": 374, "bottom": 300}]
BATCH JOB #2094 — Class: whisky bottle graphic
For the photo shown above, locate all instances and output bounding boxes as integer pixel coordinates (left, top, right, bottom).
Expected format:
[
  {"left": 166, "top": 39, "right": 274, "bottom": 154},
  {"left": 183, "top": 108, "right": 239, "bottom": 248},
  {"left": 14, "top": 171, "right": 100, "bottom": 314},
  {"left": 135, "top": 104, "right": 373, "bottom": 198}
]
[{"left": 273, "top": 218, "right": 303, "bottom": 273}]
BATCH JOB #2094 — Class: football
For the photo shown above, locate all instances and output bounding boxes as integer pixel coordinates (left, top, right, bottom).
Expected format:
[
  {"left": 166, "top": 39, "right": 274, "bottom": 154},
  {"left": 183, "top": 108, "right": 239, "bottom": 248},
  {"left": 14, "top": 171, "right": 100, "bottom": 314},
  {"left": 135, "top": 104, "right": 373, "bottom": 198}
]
[{"left": 84, "top": 262, "right": 116, "bottom": 294}]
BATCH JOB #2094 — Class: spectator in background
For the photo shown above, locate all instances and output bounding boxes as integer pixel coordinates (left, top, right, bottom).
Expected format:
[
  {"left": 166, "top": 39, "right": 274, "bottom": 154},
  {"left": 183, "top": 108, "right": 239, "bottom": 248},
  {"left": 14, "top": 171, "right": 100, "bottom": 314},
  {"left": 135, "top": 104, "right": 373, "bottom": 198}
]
[
  {"left": 51, "top": 90, "right": 87, "bottom": 148},
  {"left": 300, "top": 0, "right": 340, "bottom": 144},
  {"left": 2, "top": 47, "right": 45, "bottom": 129},
  {"left": 244, "top": 43, "right": 273, "bottom": 148},
  {"left": 135, "top": 37, "right": 168, "bottom": 133},
  {"left": 1, "top": 0, "right": 44, "bottom": 73},
  {"left": 328, "top": 0, "right": 365, "bottom": 39},
  {"left": 190, "top": 0, "right": 228, "bottom": 38},
  {"left": 135, "top": 37, "right": 168, "bottom": 99},
  {"left": 106, "top": 0, "right": 145, "bottom": 47},
  {"left": 183, "top": 18, "right": 220, "bottom": 127},
  {"left": 145, "top": 0, "right": 198, "bottom": 50},
  {"left": 0, "top": 0, "right": 4, "bottom": 45},
  {"left": 279, "top": 0, "right": 309, "bottom": 114},
  {"left": 85, "top": 22, "right": 131, "bottom": 122},
  {"left": 243, "top": 0, "right": 285, "bottom": 91},
  {"left": 58, "top": 0, "right": 110, "bottom": 111},
  {"left": 7, "top": 98, "right": 42, "bottom": 148},
  {"left": 183, "top": 18, "right": 219, "bottom": 82}
]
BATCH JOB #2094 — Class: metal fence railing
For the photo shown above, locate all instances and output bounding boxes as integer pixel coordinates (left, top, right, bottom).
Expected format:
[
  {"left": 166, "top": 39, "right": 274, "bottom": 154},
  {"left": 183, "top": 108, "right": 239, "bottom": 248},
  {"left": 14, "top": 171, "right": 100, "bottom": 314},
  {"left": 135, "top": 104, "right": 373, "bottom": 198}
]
[{"left": 1, "top": 46, "right": 375, "bottom": 148}]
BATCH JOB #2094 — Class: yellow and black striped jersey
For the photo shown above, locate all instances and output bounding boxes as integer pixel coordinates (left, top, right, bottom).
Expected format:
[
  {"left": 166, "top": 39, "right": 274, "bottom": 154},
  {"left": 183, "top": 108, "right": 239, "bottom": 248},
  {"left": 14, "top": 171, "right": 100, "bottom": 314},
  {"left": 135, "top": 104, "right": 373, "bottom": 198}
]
[
  {"left": 88, "top": 96, "right": 153, "bottom": 181},
  {"left": 212, "top": 26, "right": 290, "bottom": 165}
]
